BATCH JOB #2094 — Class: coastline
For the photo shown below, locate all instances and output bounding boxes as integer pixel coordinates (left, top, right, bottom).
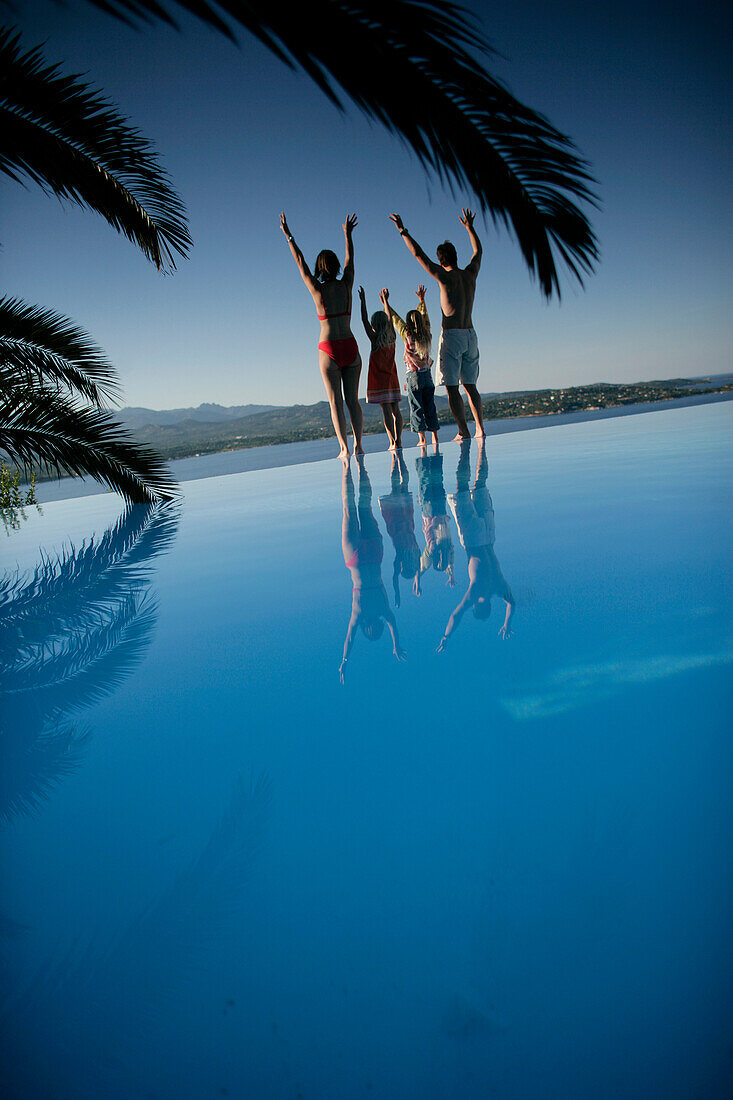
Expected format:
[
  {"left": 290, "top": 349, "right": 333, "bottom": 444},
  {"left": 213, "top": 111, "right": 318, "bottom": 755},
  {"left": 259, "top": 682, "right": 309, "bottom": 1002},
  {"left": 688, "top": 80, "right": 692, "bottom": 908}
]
[{"left": 32, "top": 389, "right": 733, "bottom": 503}]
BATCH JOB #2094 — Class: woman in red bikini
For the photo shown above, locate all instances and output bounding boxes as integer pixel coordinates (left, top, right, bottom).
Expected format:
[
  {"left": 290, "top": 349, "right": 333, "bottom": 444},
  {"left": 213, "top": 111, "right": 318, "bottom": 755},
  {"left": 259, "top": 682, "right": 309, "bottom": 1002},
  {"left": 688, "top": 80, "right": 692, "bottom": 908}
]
[{"left": 281, "top": 212, "right": 364, "bottom": 460}]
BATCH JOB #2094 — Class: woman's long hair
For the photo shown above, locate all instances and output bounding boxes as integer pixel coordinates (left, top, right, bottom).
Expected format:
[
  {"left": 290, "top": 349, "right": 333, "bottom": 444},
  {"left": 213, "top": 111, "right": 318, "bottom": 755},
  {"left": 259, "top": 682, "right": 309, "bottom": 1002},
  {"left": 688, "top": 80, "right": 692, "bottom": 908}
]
[
  {"left": 370, "top": 310, "right": 396, "bottom": 350},
  {"left": 405, "top": 309, "right": 431, "bottom": 357},
  {"left": 315, "top": 249, "right": 340, "bottom": 282}
]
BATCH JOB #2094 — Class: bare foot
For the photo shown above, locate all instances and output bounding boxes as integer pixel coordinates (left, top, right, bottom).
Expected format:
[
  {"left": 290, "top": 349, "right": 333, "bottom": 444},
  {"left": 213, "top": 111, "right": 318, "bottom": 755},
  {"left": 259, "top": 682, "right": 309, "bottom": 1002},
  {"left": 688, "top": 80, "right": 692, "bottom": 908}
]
[
  {"left": 353, "top": 444, "right": 365, "bottom": 456},
  {"left": 452, "top": 433, "right": 470, "bottom": 442},
  {"left": 338, "top": 447, "right": 350, "bottom": 462},
  {"left": 474, "top": 427, "right": 486, "bottom": 438}
]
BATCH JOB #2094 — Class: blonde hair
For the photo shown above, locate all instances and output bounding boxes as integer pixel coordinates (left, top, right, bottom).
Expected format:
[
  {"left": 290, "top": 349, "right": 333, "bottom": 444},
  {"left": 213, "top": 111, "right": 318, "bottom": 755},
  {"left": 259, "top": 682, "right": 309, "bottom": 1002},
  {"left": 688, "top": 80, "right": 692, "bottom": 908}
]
[
  {"left": 370, "top": 310, "right": 396, "bottom": 350},
  {"left": 406, "top": 308, "right": 432, "bottom": 358}
]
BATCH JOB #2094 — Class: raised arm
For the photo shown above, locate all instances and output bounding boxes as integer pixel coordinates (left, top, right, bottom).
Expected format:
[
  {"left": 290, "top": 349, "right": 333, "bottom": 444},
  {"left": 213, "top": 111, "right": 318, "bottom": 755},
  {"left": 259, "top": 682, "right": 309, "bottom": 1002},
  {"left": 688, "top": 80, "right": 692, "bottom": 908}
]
[
  {"left": 436, "top": 592, "right": 470, "bottom": 651},
  {"left": 339, "top": 610, "right": 359, "bottom": 683},
  {"left": 343, "top": 213, "right": 357, "bottom": 287},
  {"left": 389, "top": 213, "right": 443, "bottom": 280},
  {"left": 358, "top": 286, "right": 374, "bottom": 342},
  {"left": 460, "top": 208, "right": 482, "bottom": 274},
  {"left": 381, "top": 288, "right": 408, "bottom": 343},
  {"left": 415, "top": 284, "right": 430, "bottom": 326},
  {"left": 498, "top": 597, "right": 514, "bottom": 640},
  {"left": 280, "top": 212, "right": 318, "bottom": 294},
  {"left": 384, "top": 609, "right": 407, "bottom": 662}
]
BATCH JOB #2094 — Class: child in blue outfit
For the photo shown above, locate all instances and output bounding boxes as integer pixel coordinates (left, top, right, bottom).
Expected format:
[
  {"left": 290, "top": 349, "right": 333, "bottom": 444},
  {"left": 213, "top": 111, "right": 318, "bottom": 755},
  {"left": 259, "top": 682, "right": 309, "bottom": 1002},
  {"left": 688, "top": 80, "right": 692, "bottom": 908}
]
[{"left": 380, "top": 285, "right": 440, "bottom": 447}]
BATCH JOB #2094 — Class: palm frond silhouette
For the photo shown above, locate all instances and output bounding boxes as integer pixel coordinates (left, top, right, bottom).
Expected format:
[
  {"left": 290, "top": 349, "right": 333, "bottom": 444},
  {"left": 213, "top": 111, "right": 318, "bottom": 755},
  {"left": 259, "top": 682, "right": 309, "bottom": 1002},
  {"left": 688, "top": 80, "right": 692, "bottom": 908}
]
[
  {"left": 0, "top": 315, "right": 178, "bottom": 502},
  {"left": 0, "top": 297, "right": 122, "bottom": 407},
  {"left": 0, "top": 501, "right": 179, "bottom": 823},
  {"left": 0, "top": 383, "right": 179, "bottom": 505},
  {"left": 78, "top": 0, "right": 599, "bottom": 296},
  {"left": 0, "top": 27, "right": 191, "bottom": 271},
  {"left": 1, "top": 26, "right": 187, "bottom": 501}
]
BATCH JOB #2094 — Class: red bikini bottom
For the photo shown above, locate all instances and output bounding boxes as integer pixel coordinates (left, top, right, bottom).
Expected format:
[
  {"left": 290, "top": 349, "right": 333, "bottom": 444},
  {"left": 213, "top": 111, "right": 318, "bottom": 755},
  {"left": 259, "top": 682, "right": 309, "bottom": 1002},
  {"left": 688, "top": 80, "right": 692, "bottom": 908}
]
[{"left": 319, "top": 335, "right": 359, "bottom": 368}]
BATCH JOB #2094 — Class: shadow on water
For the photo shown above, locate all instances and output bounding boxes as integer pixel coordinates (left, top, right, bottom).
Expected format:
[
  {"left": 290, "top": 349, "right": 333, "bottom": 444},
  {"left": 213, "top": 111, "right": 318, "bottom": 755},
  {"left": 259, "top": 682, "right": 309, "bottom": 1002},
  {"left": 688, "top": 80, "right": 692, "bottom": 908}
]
[{"left": 0, "top": 501, "right": 179, "bottom": 823}]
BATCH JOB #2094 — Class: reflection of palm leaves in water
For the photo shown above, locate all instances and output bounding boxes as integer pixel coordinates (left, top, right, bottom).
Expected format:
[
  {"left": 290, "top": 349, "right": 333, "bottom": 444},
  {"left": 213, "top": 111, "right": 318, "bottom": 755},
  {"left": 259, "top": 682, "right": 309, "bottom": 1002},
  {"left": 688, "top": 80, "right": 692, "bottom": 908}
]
[
  {"left": 0, "top": 502, "right": 178, "bottom": 822},
  {"left": 3, "top": 774, "right": 272, "bottom": 1099}
]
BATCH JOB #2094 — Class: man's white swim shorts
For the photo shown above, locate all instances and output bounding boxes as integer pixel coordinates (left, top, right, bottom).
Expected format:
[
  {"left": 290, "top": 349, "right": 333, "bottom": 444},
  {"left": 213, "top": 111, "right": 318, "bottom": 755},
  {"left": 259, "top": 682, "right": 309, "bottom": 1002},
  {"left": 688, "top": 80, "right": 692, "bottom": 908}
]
[{"left": 437, "top": 327, "right": 480, "bottom": 386}]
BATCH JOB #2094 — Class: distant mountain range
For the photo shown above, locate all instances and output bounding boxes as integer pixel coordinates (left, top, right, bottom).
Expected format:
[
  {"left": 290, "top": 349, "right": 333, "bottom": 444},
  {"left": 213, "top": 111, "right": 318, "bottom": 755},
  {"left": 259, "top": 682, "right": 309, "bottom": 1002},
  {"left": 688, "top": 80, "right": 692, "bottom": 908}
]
[
  {"left": 118, "top": 402, "right": 280, "bottom": 430},
  {"left": 119, "top": 374, "right": 732, "bottom": 435},
  {"left": 115, "top": 377, "right": 733, "bottom": 463}
]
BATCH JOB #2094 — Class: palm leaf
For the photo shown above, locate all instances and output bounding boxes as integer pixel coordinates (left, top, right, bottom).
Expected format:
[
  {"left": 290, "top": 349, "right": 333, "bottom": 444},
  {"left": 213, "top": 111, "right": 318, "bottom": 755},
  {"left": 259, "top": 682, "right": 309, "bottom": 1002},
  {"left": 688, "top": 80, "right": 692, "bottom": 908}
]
[
  {"left": 0, "top": 502, "right": 178, "bottom": 822},
  {"left": 0, "top": 26, "right": 192, "bottom": 271},
  {"left": 0, "top": 296, "right": 121, "bottom": 406},
  {"left": 0, "top": 712, "right": 91, "bottom": 824},
  {"left": 0, "top": 383, "right": 178, "bottom": 503},
  {"left": 79, "top": 0, "right": 599, "bottom": 296},
  {"left": 0, "top": 503, "right": 178, "bottom": 652}
]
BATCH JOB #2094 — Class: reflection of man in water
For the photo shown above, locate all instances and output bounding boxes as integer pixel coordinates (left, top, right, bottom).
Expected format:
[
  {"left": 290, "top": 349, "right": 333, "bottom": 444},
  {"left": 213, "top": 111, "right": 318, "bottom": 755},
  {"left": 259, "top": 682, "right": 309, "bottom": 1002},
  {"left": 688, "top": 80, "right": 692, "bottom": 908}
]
[
  {"left": 415, "top": 446, "right": 455, "bottom": 590},
  {"left": 379, "top": 450, "right": 421, "bottom": 606},
  {"left": 437, "top": 439, "right": 514, "bottom": 650},
  {"left": 340, "top": 458, "right": 406, "bottom": 682}
]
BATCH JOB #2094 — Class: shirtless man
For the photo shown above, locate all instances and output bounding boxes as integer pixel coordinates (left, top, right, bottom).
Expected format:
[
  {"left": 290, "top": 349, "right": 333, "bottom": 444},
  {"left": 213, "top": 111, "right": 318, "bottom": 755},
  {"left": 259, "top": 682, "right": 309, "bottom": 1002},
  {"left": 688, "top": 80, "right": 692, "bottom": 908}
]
[{"left": 390, "top": 209, "right": 484, "bottom": 440}]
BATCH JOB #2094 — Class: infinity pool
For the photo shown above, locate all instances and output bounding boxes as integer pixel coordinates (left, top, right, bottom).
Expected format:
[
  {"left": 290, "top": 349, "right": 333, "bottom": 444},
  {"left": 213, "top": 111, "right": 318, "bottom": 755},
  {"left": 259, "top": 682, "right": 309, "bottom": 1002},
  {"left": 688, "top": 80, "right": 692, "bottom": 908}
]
[{"left": 2, "top": 402, "right": 731, "bottom": 1098}]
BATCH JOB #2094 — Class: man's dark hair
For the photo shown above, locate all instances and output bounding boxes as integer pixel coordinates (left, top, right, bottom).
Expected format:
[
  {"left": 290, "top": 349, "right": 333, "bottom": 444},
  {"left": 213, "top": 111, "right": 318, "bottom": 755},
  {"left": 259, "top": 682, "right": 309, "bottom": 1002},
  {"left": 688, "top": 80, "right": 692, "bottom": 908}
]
[{"left": 436, "top": 240, "right": 458, "bottom": 268}]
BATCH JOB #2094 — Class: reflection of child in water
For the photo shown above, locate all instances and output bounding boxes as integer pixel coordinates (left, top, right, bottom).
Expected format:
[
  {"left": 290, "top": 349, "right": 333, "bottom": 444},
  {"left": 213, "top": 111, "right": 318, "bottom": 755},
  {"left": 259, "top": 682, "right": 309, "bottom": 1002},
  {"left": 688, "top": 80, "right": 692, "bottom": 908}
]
[
  {"left": 415, "top": 449, "right": 455, "bottom": 589},
  {"left": 340, "top": 459, "right": 406, "bottom": 682},
  {"left": 437, "top": 439, "right": 514, "bottom": 650},
  {"left": 378, "top": 450, "right": 421, "bottom": 605}
]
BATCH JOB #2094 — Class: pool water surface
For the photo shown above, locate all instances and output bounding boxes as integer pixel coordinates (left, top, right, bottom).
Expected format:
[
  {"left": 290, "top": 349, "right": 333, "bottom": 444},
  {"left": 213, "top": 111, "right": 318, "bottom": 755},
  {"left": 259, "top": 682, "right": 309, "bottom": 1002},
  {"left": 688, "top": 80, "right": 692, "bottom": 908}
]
[{"left": 2, "top": 402, "right": 731, "bottom": 1098}]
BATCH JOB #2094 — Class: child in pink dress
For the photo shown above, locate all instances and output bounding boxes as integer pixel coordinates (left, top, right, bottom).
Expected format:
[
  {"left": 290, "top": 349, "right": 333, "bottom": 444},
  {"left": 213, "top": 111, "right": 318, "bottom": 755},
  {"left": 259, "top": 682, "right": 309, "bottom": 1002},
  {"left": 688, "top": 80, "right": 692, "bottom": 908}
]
[{"left": 358, "top": 285, "right": 403, "bottom": 450}]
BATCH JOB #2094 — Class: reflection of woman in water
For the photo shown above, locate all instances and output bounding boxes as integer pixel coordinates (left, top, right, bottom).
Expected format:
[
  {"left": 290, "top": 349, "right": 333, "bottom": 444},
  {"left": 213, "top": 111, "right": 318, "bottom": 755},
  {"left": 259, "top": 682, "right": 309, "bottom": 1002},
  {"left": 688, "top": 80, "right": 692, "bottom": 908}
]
[
  {"left": 415, "top": 447, "right": 455, "bottom": 588},
  {"left": 379, "top": 450, "right": 421, "bottom": 605},
  {"left": 280, "top": 211, "right": 363, "bottom": 460},
  {"left": 340, "top": 459, "right": 406, "bottom": 682},
  {"left": 437, "top": 439, "right": 514, "bottom": 650}
]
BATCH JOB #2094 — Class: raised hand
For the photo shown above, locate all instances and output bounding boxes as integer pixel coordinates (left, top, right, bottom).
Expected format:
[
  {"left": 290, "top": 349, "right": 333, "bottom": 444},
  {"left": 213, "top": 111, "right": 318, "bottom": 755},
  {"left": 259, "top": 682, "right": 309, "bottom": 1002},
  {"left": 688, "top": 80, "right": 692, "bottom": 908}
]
[
  {"left": 280, "top": 211, "right": 291, "bottom": 236},
  {"left": 459, "top": 208, "right": 475, "bottom": 228},
  {"left": 379, "top": 287, "right": 390, "bottom": 307},
  {"left": 415, "top": 284, "right": 427, "bottom": 301},
  {"left": 358, "top": 285, "right": 366, "bottom": 300},
  {"left": 343, "top": 213, "right": 358, "bottom": 234},
  {"left": 389, "top": 213, "right": 405, "bottom": 232}
]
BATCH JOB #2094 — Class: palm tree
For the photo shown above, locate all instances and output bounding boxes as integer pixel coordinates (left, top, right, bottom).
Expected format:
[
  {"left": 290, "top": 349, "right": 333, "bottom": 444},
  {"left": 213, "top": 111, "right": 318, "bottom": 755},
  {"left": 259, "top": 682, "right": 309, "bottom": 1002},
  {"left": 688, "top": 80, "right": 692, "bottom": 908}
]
[
  {"left": 76, "top": 0, "right": 599, "bottom": 297},
  {"left": 1, "top": 27, "right": 189, "bottom": 501},
  {"left": 0, "top": 296, "right": 178, "bottom": 502}
]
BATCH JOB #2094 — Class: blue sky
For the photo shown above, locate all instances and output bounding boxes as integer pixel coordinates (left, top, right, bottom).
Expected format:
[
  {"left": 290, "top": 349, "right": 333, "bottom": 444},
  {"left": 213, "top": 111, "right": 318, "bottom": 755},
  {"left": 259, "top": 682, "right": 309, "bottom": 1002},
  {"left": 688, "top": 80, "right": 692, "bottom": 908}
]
[{"left": 4, "top": 1, "right": 731, "bottom": 409}]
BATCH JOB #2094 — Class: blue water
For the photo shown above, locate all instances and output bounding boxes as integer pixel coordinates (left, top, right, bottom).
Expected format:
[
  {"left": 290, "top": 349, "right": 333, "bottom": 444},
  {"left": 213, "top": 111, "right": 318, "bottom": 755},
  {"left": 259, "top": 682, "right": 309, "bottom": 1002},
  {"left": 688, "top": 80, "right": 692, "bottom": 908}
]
[{"left": 2, "top": 403, "right": 731, "bottom": 1098}]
